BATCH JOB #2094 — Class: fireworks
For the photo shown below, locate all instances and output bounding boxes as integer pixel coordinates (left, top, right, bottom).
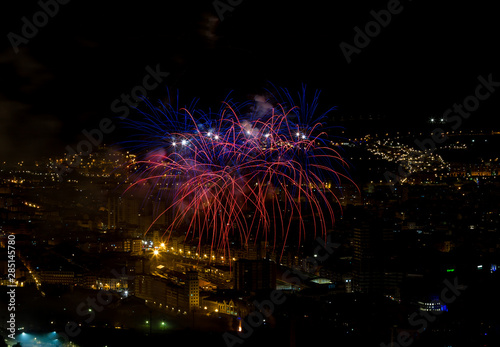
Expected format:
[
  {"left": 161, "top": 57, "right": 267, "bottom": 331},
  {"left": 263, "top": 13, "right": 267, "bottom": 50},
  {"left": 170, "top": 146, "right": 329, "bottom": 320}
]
[{"left": 124, "top": 88, "right": 355, "bottom": 257}]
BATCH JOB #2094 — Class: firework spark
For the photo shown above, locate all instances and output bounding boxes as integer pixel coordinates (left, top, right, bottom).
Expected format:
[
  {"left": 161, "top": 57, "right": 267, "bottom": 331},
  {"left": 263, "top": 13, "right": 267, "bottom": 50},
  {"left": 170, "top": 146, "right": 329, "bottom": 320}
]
[{"left": 123, "top": 88, "right": 356, "bottom": 258}]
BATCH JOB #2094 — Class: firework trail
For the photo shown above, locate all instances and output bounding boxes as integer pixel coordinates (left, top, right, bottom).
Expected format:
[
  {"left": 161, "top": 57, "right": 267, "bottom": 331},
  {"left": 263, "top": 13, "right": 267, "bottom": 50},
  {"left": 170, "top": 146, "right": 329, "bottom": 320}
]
[{"left": 123, "top": 87, "right": 356, "bottom": 258}]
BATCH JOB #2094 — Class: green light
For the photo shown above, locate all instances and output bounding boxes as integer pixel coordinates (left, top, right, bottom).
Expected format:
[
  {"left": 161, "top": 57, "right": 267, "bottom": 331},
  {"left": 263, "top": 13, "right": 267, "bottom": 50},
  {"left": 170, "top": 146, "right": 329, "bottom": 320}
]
[{"left": 447, "top": 269, "right": 455, "bottom": 272}]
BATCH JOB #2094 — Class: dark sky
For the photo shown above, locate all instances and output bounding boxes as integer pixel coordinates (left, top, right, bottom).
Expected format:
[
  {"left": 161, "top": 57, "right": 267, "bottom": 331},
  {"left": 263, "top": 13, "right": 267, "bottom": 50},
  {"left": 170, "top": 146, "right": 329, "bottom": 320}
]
[{"left": 1, "top": 0, "right": 499, "bottom": 162}]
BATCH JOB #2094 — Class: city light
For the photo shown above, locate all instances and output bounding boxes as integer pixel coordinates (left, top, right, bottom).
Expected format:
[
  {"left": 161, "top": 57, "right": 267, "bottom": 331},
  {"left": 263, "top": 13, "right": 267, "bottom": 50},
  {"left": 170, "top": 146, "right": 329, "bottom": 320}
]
[{"left": 2, "top": 24, "right": 499, "bottom": 344}]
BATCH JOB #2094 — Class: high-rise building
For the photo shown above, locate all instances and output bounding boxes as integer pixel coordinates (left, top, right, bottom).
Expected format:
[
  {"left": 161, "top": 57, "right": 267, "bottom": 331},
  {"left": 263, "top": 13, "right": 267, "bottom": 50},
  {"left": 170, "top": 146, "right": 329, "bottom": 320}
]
[
  {"left": 352, "top": 224, "right": 383, "bottom": 294},
  {"left": 353, "top": 220, "right": 403, "bottom": 297},
  {"left": 152, "top": 230, "right": 161, "bottom": 248},
  {"left": 107, "top": 196, "right": 119, "bottom": 229},
  {"left": 185, "top": 271, "right": 199, "bottom": 311}
]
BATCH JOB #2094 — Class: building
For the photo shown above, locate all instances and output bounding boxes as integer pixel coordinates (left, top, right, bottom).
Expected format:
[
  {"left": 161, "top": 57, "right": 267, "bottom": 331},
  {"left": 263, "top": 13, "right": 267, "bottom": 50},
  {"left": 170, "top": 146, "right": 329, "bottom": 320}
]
[
  {"left": 185, "top": 271, "right": 199, "bottom": 311},
  {"left": 234, "top": 259, "right": 276, "bottom": 292},
  {"left": 201, "top": 293, "right": 250, "bottom": 317},
  {"left": 203, "top": 265, "right": 232, "bottom": 283},
  {"left": 96, "top": 275, "right": 129, "bottom": 291},
  {"left": 40, "top": 270, "right": 74, "bottom": 286},
  {"left": 352, "top": 220, "right": 403, "bottom": 298},
  {"left": 352, "top": 225, "right": 383, "bottom": 294},
  {"left": 135, "top": 271, "right": 199, "bottom": 312},
  {"left": 124, "top": 239, "right": 143, "bottom": 254},
  {"left": 418, "top": 296, "right": 448, "bottom": 312}
]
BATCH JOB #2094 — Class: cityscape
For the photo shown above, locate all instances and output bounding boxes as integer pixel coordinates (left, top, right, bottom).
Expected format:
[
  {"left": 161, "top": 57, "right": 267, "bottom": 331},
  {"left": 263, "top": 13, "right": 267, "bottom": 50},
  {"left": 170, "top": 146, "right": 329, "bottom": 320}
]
[{"left": 1, "top": 1, "right": 500, "bottom": 347}]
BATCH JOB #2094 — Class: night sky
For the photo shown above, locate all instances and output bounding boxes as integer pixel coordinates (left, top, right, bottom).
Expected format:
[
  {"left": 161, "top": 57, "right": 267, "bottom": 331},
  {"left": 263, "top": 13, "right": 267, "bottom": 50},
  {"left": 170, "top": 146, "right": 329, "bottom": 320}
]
[{"left": 1, "top": 0, "right": 499, "bottom": 162}]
